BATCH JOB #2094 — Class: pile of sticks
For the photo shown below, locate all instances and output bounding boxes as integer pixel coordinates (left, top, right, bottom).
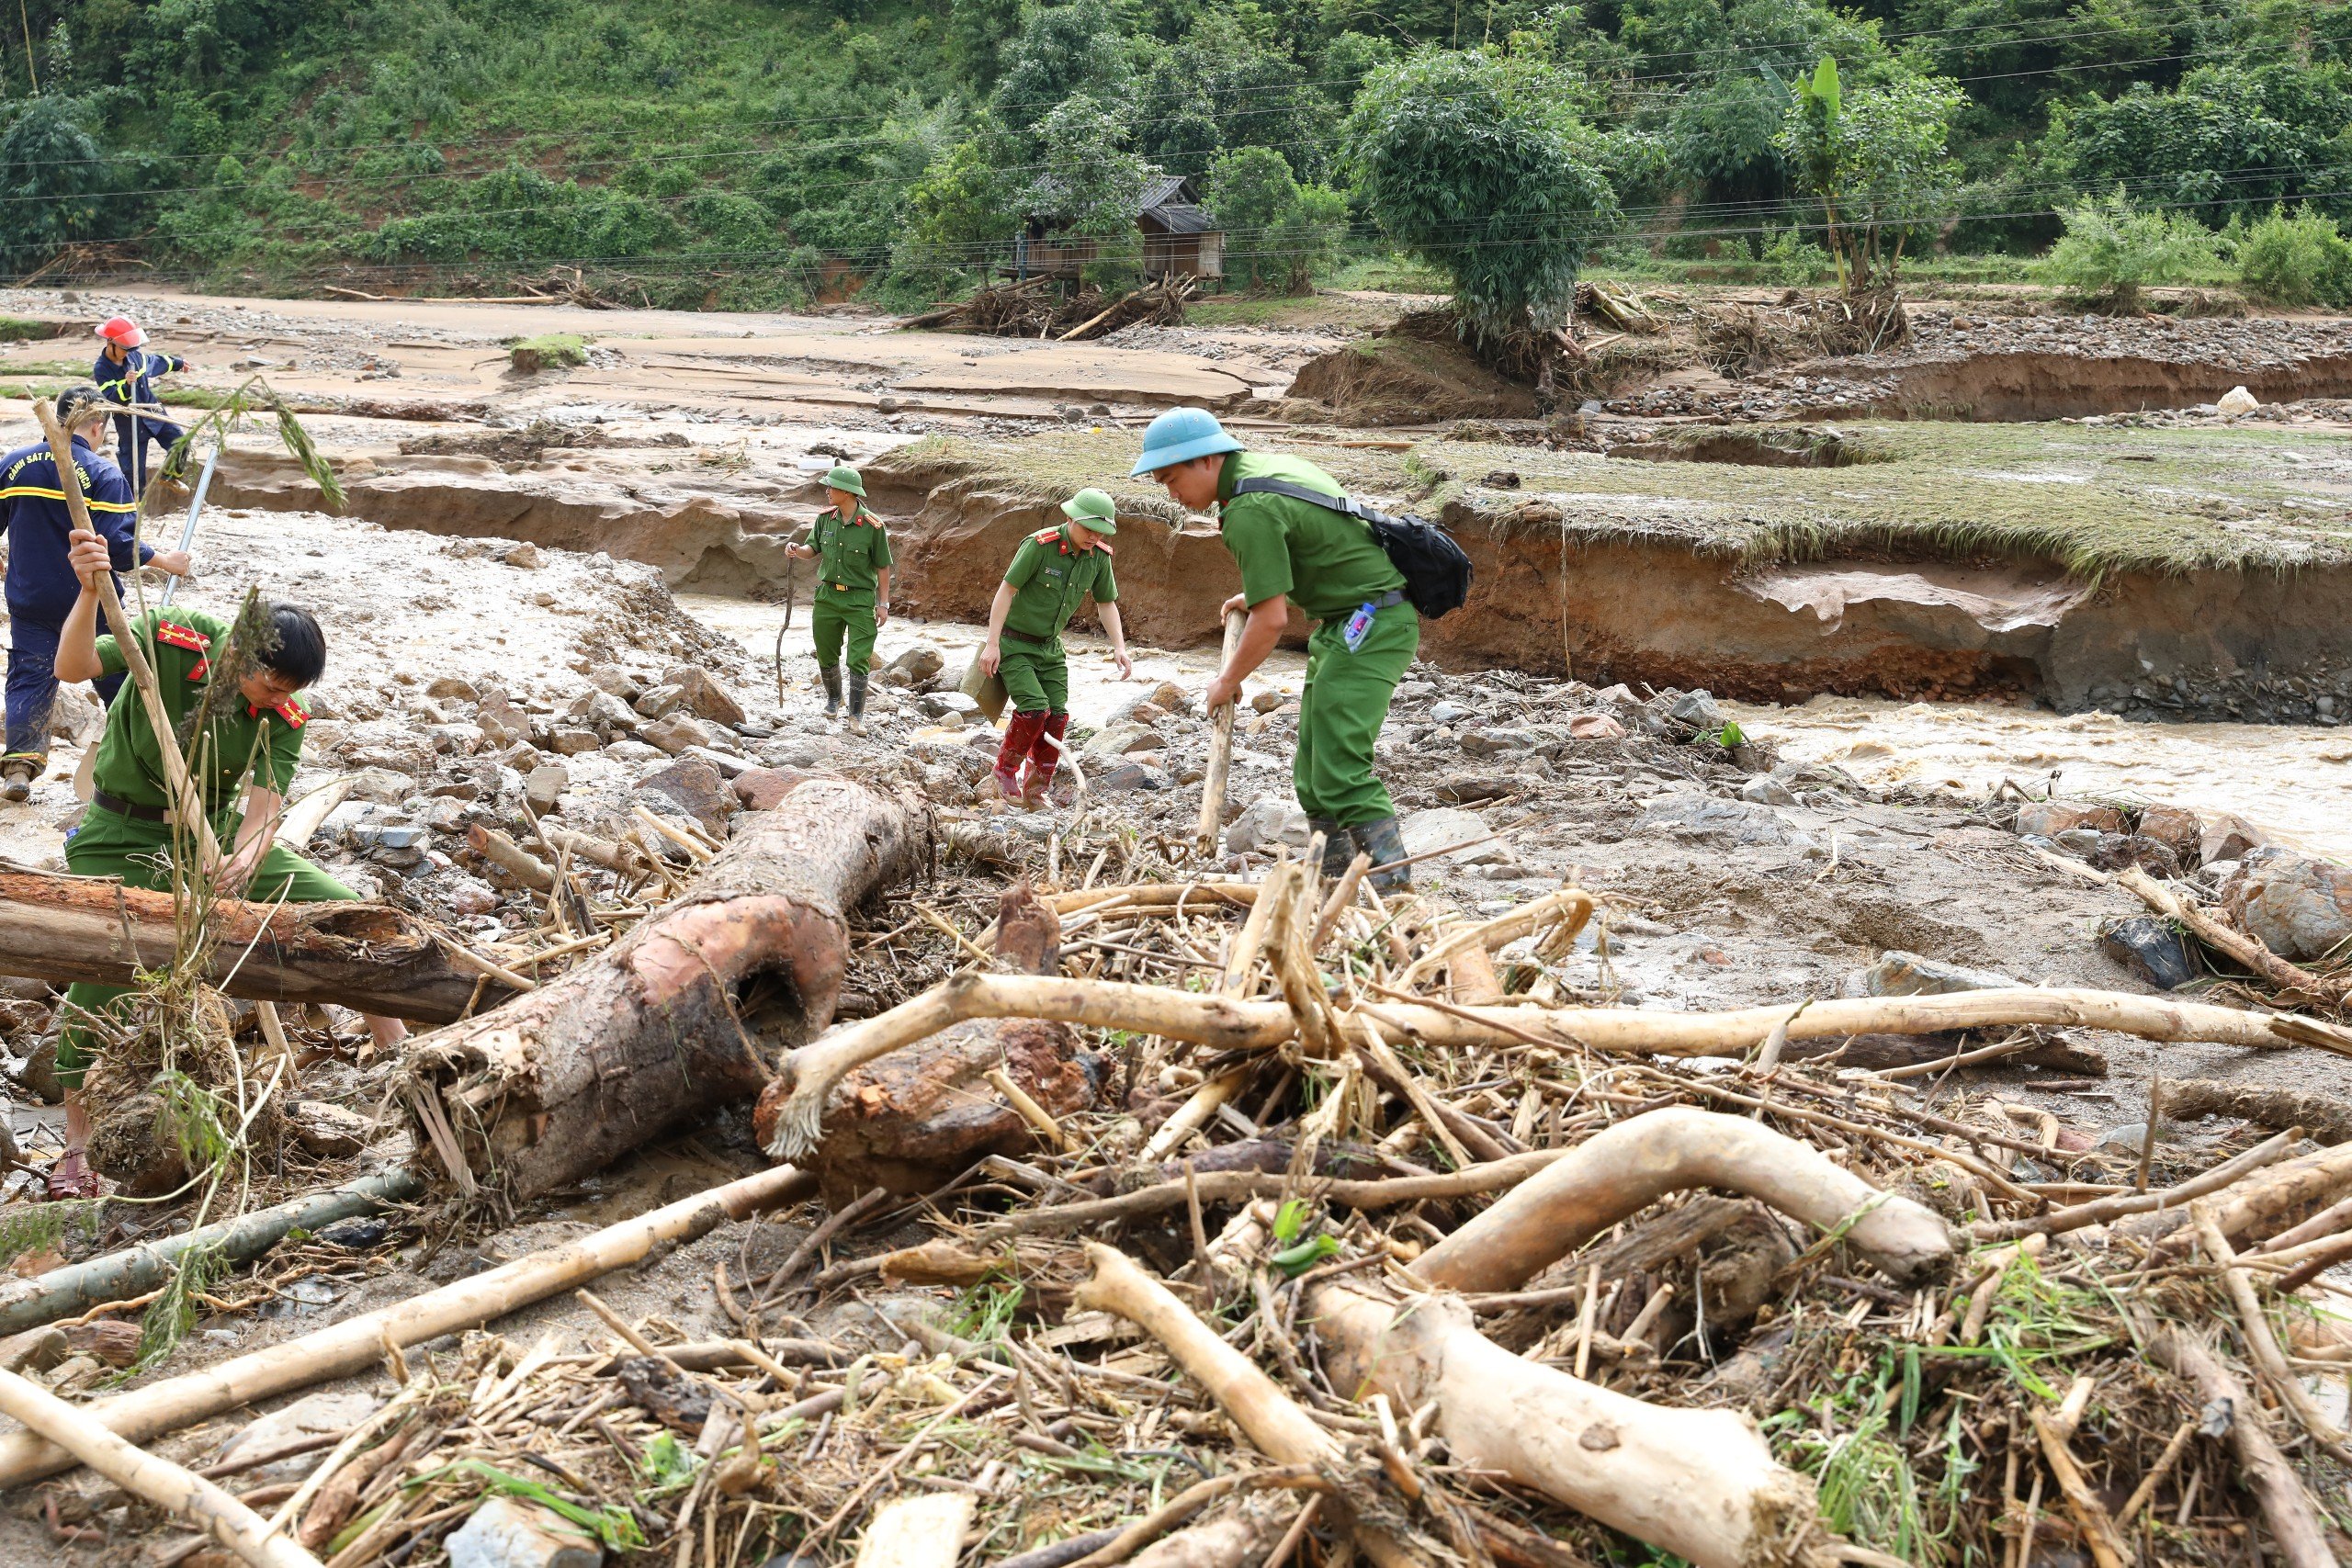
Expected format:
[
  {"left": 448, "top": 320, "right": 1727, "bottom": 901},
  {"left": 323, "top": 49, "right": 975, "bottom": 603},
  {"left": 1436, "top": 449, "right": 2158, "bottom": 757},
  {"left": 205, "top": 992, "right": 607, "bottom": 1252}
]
[{"left": 901, "top": 276, "right": 1197, "bottom": 341}]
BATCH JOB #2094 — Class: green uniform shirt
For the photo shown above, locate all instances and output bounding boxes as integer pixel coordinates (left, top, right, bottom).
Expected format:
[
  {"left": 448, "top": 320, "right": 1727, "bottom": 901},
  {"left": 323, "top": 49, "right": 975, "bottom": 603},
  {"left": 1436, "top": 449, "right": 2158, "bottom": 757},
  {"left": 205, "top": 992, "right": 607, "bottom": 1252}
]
[
  {"left": 1002, "top": 525, "right": 1118, "bottom": 645},
  {"left": 1215, "top": 451, "right": 1405, "bottom": 623},
  {"left": 91, "top": 607, "right": 307, "bottom": 812},
  {"left": 810, "top": 504, "right": 893, "bottom": 607}
]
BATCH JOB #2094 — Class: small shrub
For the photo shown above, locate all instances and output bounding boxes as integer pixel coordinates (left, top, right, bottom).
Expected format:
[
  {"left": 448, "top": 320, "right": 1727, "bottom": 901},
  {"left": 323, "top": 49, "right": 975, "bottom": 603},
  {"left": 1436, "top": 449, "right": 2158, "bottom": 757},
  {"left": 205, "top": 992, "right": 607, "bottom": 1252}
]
[
  {"left": 2236, "top": 205, "right": 2352, "bottom": 307},
  {"left": 2039, "top": 191, "right": 2219, "bottom": 311},
  {"left": 508, "top": 333, "right": 588, "bottom": 374},
  {"left": 1761, "top": 227, "right": 1833, "bottom": 286}
]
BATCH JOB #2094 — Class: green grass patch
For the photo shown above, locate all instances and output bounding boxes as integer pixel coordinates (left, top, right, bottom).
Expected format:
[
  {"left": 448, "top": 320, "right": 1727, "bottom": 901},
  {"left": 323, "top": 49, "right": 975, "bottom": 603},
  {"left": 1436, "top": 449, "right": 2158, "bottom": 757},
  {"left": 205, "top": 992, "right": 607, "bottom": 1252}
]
[
  {"left": 878, "top": 419, "right": 2352, "bottom": 579},
  {"left": 0, "top": 317, "right": 71, "bottom": 343},
  {"left": 0, "top": 360, "right": 106, "bottom": 378},
  {"left": 507, "top": 333, "right": 590, "bottom": 374}
]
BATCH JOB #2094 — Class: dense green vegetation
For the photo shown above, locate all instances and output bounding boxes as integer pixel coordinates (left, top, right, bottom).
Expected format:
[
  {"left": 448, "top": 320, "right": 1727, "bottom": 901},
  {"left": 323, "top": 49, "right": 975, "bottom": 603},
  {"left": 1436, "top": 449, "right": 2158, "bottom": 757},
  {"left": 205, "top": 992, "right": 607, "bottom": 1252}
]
[{"left": 4, "top": 0, "right": 2352, "bottom": 312}]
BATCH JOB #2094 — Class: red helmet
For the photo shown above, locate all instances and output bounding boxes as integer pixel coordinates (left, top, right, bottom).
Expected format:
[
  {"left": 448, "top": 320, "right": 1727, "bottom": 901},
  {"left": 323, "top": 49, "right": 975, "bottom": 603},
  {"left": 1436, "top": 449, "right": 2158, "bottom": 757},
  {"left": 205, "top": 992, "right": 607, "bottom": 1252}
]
[{"left": 96, "top": 315, "right": 144, "bottom": 347}]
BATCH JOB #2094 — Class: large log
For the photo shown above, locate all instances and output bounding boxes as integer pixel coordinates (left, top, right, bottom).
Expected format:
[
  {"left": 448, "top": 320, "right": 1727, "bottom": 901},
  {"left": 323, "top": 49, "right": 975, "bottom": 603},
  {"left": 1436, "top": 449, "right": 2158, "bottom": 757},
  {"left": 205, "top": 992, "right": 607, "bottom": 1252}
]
[
  {"left": 0, "top": 865, "right": 514, "bottom": 1023},
  {"left": 402, "top": 776, "right": 933, "bottom": 1199}
]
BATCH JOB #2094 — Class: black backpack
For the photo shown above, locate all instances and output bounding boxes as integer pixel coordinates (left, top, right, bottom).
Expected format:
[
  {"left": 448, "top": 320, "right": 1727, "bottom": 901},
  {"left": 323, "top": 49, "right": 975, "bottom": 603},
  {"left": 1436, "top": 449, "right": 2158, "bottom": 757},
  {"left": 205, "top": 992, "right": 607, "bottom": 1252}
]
[{"left": 1230, "top": 477, "right": 1475, "bottom": 620}]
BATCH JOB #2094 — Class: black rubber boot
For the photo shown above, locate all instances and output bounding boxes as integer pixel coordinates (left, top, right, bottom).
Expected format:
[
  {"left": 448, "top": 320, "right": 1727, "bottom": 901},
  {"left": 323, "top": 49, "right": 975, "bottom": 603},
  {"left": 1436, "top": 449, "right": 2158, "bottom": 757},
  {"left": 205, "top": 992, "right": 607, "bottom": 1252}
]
[
  {"left": 1309, "top": 818, "right": 1355, "bottom": 878},
  {"left": 847, "top": 669, "right": 869, "bottom": 735},
  {"left": 1354, "top": 814, "right": 1412, "bottom": 893},
  {"left": 820, "top": 665, "right": 843, "bottom": 716}
]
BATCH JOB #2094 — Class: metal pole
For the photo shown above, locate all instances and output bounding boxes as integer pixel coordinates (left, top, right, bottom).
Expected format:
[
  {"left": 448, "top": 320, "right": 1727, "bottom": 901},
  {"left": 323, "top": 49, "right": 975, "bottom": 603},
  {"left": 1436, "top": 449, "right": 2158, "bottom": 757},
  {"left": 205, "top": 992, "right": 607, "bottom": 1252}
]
[{"left": 157, "top": 440, "right": 220, "bottom": 609}]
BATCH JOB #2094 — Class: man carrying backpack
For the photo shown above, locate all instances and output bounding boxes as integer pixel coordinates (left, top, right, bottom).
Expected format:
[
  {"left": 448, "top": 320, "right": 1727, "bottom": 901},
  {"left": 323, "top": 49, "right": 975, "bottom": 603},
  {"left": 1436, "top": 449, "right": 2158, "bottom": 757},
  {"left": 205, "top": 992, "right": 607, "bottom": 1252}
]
[{"left": 1133, "top": 408, "right": 1422, "bottom": 890}]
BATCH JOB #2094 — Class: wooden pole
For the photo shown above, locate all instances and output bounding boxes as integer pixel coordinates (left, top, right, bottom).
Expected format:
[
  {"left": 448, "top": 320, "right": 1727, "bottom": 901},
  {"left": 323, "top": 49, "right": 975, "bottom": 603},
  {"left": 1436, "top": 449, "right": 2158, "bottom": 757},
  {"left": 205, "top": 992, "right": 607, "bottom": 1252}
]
[
  {"left": 0, "top": 1364, "right": 324, "bottom": 1568},
  {"left": 1195, "top": 608, "right": 1248, "bottom": 854},
  {"left": 0, "top": 1162, "right": 814, "bottom": 1488},
  {"left": 33, "top": 400, "right": 294, "bottom": 1048}
]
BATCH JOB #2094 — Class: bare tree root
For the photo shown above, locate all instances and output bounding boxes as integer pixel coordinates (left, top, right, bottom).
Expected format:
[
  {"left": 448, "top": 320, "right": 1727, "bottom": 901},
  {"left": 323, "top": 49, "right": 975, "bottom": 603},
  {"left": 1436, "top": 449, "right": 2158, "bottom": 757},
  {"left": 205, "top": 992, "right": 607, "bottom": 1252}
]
[
  {"left": 1411, "top": 1107, "right": 1953, "bottom": 1292},
  {"left": 1311, "top": 1283, "right": 1828, "bottom": 1568},
  {"left": 761, "top": 973, "right": 2351, "bottom": 1160},
  {"left": 1071, "top": 1243, "right": 1429, "bottom": 1568}
]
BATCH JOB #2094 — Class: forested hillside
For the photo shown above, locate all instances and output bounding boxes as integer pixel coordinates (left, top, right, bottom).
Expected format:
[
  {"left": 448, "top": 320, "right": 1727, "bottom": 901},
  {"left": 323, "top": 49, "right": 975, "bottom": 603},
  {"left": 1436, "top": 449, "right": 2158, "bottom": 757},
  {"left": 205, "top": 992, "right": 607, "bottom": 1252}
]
[{"left": 3, "top": 0, "right": 2351, "bottom": 308}]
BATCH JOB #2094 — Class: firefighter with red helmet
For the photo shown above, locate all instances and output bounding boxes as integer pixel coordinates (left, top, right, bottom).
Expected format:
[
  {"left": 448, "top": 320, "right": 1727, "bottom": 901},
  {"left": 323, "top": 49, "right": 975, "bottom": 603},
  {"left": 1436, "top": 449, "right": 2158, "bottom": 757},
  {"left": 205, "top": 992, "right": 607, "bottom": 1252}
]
[{"left": 92, "top": 314, "right": 190, "bottom": 502}]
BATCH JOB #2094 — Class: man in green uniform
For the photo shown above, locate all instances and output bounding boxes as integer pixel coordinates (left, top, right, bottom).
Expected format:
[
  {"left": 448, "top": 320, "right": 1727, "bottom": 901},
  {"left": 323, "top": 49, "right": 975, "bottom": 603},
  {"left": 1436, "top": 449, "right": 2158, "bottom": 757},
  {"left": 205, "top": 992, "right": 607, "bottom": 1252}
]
[
  {"left": 787, "top": 464, "right": 891, "bottom": 735},
  {"left": 1133, "top": 408, "right": 1417, "bottom": 889},
  {"left": 978, "top": 488, "right": 1134, "bottom": 804},
  {"left": 44, "top": 525, "right": 409, "bottom": 1198}
]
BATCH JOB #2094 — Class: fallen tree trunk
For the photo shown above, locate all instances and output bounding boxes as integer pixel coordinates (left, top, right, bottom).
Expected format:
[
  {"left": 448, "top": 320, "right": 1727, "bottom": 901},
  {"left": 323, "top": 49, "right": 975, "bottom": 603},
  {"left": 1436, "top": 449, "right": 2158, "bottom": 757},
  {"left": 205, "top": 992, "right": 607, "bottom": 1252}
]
[
  {"left": 0, "top": 1162, "right": 813, "bottom": 1490},
  {"left": 0, "top": 1365, "right": 324, "bottom": 1568},
  {"left": 1310, "top": 1284, "right": 1826, "bottom": 1568},
  {"left": 0, "top": 865, "right": 514, "bottom": 1022},
  {"left": 763, "top": 974, "right": 2352, "bottom": 1158},
  {"left": 1412, "top": 1107, "right": 1954, "bottom": 1292},
  {"left": 405, "top": 777, "right": 931, "bottom": 1199}
]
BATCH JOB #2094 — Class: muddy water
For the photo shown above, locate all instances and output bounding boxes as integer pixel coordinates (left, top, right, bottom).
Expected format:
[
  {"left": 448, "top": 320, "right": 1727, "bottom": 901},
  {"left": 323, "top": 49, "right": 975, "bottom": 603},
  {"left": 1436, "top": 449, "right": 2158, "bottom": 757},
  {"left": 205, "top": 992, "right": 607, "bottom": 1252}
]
[{"left": 1728, "top": 694, "right": 2352, "bottom": 858}]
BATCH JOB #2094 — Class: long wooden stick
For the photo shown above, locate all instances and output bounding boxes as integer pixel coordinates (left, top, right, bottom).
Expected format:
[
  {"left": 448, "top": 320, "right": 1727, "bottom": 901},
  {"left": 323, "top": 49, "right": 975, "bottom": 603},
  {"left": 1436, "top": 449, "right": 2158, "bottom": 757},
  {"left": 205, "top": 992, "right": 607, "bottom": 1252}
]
[
  {"left": 2144, "top": 1327, "right": 2335, "bottom": 1568},
  {"left": 0, "top": 1163, "right": 813, "bottom": 1488},
  {"left": 34, "top": 401, "right": 292, "bottom": 1049},
  {"left": 1196, "top": 609, "right": 1248, "bottom": 853},
  {"left": 762, "top": 970, "right": 2352, "bottom": 1159},
  {"left": 0, "top": 1364, "right": 323, "bottom": 1568},
  {"left": 2114, "top": 866, "right": 2345, "bottom": 1003}
]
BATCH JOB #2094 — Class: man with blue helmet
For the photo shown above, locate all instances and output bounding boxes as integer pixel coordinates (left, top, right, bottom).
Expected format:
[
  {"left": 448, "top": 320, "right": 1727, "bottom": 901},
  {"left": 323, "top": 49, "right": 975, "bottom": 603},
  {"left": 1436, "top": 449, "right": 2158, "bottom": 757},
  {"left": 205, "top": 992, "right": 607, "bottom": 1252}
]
[{"left": 1133, "top": 407, "right": 1417, "bottom": 890}]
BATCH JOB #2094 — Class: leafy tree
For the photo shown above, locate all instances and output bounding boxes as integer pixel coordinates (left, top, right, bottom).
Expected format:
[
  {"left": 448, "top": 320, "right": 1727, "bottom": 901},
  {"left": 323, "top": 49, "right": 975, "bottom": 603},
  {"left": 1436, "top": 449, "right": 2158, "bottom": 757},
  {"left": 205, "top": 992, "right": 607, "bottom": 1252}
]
[
  {"left": 1777, "top": 56, "right": 1961, "bottom": 292},
  {"left": 0, "top": 96, "right": 110, "bottom": 270},
  {"left": 1023, "top": 96, "right": 1156, "bottom": 285},
  {"left": 2038, "top": 190, "right": 2219, "bottom": 310},
  {"left": 1205, "top": 144, "right": 1348, "bottom": 292},
  {"left": 2035, "top": 62, "right": 2352, "bottom": 218},
  {"left": 990, "top": 0, "right": 1131, "bottom": 129},
  {"left": 2235, "top": 204, "right": 2352, "bottom": 307},
  {"left": 1344, "top": 48, "right": 1621, "bottom": 351}
]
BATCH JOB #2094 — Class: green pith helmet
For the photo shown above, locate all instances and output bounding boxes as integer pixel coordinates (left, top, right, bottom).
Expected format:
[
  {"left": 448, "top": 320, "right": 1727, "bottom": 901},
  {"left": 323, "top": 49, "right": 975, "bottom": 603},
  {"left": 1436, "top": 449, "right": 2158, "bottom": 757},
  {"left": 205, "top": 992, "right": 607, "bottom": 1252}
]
[
  {"left": 824, "top": 463, "right": 865, "bottom": 497},
  {"left": 1061, "top": 488, "right": 1118, "bottom": 535}
]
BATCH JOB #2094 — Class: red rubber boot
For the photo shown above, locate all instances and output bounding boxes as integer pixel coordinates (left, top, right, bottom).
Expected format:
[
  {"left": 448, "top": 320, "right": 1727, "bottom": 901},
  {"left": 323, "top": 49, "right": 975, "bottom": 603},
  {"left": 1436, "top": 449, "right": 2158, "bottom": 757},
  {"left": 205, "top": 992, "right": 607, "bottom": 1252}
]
[
  {"left": 1021, "top": 712, "right": 1070, "bottom": 806},
  {"left": 991, "top": 711, "right": 1046, "bottom": 798}
]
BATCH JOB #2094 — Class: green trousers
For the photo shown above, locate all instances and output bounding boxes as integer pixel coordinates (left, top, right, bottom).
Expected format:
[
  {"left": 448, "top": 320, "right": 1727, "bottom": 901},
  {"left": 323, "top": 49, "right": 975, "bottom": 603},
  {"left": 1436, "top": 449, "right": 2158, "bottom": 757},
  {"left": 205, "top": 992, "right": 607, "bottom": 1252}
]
[
  {"left": 998, "top": 634, "right": 1069, "bottom": 715},
  {"left": 810, "top": 596, "right": 878, "bottom": 674},
  {"left": 1295, "top": 601, "right": 1419, "bottom": 826},
  {"left": 56, "top": 804, "right": 357, "bottom": 1088}
]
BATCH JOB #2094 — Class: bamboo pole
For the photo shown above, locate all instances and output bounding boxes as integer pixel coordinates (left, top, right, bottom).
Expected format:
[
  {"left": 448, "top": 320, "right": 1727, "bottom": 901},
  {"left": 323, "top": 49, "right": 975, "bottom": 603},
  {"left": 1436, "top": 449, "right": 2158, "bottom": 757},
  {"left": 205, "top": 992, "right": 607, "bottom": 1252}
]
[
  {"left": 1196, "top": 609, "right": 1248, "bottom": 854},
  {"left": 0, "top": 1163, "right": 813, "bottom": 1488},
  {"left": 762, "top": 970, "right": 2352, "bottom": 1159},
  {"left": 0, "top": 1364, "right": 323, "bottom": 1568}
]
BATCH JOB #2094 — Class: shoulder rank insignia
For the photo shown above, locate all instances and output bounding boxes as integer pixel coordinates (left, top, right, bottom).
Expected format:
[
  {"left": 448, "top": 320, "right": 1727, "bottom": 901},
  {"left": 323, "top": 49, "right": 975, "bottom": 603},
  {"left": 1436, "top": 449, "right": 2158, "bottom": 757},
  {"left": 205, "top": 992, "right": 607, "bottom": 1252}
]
[
  {"left": 1032, "top": 526, "right": 1063, "bottom": 547},
  {"left": 247, "top": 696, "right": 307, "bottom": 727},
  {"left": 152, "top": 621, "right": 210, "bottom": 655}
]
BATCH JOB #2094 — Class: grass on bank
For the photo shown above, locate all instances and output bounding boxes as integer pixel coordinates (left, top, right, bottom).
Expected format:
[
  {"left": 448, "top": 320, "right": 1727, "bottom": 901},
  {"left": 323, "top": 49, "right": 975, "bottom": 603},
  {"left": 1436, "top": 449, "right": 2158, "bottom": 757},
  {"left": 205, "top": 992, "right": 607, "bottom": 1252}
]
[{"left": 876, "top": 420, "right": 2352, "bottom": 580}]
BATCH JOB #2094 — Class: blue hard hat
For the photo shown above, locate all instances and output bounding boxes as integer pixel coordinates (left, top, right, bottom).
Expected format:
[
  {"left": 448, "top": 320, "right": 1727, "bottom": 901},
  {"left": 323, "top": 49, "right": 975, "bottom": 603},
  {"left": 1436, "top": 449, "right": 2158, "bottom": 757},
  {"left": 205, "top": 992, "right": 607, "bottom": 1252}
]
[{"left": 1131, "top": 407, "right": 1243, "bottom": 477}]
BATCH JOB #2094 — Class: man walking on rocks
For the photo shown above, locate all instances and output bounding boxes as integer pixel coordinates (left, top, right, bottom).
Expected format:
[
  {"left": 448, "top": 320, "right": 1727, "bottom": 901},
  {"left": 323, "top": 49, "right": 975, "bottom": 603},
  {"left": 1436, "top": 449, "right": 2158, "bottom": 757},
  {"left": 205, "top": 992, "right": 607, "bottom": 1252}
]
[
  {"left": 93, "top": 315, "right": 190, "bottom": 503},
  {"left": 1, "top": 386, "right": 188, "bottom": 802},
  {"left": 788, "top": 464, "right": 890, "bottom": 735},
  {"left": 978, "top": 488, "right": 1134, "bottom": 804},
  {"left": 1133, "top": 409, "right": 1417, "bottom": 889},
  {"left": 44, "top": 525, "right": 406, "bottom": 1197}
]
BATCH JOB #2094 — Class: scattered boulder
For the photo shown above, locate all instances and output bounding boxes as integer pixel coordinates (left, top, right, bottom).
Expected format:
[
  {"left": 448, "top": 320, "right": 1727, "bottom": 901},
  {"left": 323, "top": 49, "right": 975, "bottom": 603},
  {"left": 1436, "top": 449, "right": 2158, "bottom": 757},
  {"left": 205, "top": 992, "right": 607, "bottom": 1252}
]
[
  {"left": 2215, "top": 384, "right": 2260, "bottom": 418},
  {"left": 1460, "top": 728, "right": 1539, "bottom": 756},
  {"left": 637, "top": 758, "right": 738, "bottom": 837},
  {"left": 446, "top": 1495, "right": 604, "bottom": 1568},
  {"left": 2098, "top": 915, "right": 2197, "bottom": 990},
  {"left": 2015, "top": 800, "right": 2126, "bottom": 838},
  {"left": 640, "top": 713, "right": 716, "bottom": 755},
  {"left": 1250, "top": 690, "right": 1284, "bottom": 715},
  {"left": 524, "top": 763, "right": 570, "bottom": 815},
  {"left": 1637, "top": 797, "right": 1795, "bottom": 849},
  {"left": 424, "top": 676, "right": 479, "bottom": 703},
  {"left": 1082, "top": 722, "right": 1161, "bottom": 758},
  {"left": 2134, "top": 806, "right": 2203, "bottom": 866},
  {"left": 548, "top": 728, "right": 601, "bottom": 756},
  {"left": 2200, "top": 813, "right": 2264, "bottom": 864},
  {"left": 475, "top": 694, "right": 532, "bottom": 750},
  {"left": 1738, "top": 775, "right": 1798, "bottom": 807},
  {"left": 1566, "top": 714, "right": 1627, "bottom": 740},
  {"left": 731, "top": 767, "right": 810, "bottom": 812},
  {"left": 1225, "top": 797, "right": 1310, "bottom": 855},
  {"left": 1095, "top": 761, "right": 1173, "bottom": 793},
  {"left": 585, "top": 666, "right": 640, "bottom": 701},
  {"left": 2225, "top": 848, "right": 2352, "bottom": 962},
  {"left": 879, "top": 645, "right": 946, "bottom": 688},
  {"left": 290, "top": 1100, "right": 375, "bottom": 1158},
  {"left": 495, "top": 542, "right": 545, "bottom": 570},
  {"left": 2086, "top": 833, "right": 2182, "bottom": 878},
  {"left": 662, "top": 666, "right": 746, "bottom": 728},
  {"left": 1667, "top": 690, "right": 1724, "bottom": 730},
  {"left": 1399, "top": 807, "right": 1498, "bottom": 863},
  {"left": 1859, "top": 950, "right": 2018, "bottom": 997}
]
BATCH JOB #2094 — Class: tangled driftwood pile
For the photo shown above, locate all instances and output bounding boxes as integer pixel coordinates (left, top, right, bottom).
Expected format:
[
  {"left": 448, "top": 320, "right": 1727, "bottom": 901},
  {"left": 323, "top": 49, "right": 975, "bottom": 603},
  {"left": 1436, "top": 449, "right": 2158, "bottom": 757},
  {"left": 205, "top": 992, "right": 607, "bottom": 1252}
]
[
  {"left": 4, "top": 775, "right": 2352, "bottom": 1567},
  {"left": 903, "top": 276, "right": 1198, "bottom": 342}
]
